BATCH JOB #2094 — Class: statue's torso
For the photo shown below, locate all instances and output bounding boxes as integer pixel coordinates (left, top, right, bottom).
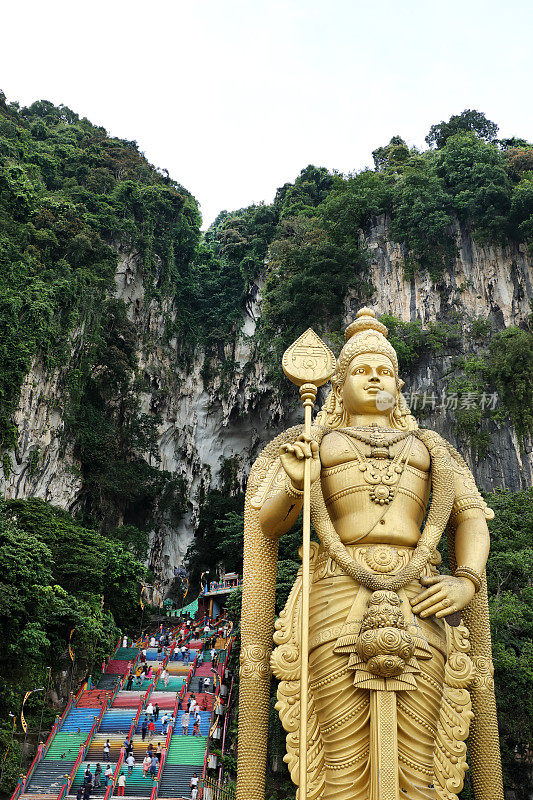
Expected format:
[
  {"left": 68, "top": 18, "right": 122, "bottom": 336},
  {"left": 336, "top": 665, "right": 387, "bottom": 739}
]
[{"left": 320, "top": 429, "right": 430, "bottom": 547}]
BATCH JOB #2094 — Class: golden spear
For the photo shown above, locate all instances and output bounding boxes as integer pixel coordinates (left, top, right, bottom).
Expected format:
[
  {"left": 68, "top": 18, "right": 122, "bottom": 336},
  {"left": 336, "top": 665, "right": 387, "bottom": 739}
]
[{"left": 282, "top": 329, "right": 336, "bottom": 798}]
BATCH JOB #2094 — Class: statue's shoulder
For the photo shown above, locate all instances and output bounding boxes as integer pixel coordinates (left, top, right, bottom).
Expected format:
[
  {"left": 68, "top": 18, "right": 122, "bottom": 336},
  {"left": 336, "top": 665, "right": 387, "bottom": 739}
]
[
  {"left": 319, "top": 429, "right": 355, "bottom": 468},
  {"left": 417, "top": 428, "right": 495, "bottom": 521}
]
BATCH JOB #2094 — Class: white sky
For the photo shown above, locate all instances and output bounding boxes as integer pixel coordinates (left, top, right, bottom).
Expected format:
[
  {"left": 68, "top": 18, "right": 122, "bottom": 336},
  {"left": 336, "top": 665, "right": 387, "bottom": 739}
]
[{"left": 2, "top": 0, "right": 532, "bottom": 228}]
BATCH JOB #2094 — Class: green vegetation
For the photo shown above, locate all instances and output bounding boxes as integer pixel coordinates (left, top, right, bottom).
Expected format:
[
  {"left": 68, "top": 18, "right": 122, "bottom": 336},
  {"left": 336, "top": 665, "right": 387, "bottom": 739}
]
[
  {"left": 425, "top": 109, "right": 499, "bottom": 149},
  {"left": 0, "top": 92, "right": 199, "bottom": 451},
  {"left": 0, "top": 497, "right": 148, "bottom": 793},
  {"left": 479, "top": 489, "right": 533, "bottom": 799},
  {"left": 377, "top": 313, "right": 533, "bottom": 453}
]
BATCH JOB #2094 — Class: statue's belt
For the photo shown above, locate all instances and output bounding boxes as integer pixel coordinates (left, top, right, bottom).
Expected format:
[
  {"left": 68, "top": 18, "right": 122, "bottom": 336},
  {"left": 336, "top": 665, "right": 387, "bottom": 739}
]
[
  {"left": 308, "top": 544, "right": 446, "bottom": 656},
  {"left": 311, "top": 542, "right": 439, "bottom": 584}
]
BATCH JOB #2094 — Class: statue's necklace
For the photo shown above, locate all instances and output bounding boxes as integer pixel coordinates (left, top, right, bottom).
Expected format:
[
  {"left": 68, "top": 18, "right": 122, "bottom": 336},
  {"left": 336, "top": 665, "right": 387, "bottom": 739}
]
[
  {"left": 344, "top": 426, "right": 412, "bottom": 449},
  {"left": 343, "top": 428, "right": 414, "bottom": 505}
]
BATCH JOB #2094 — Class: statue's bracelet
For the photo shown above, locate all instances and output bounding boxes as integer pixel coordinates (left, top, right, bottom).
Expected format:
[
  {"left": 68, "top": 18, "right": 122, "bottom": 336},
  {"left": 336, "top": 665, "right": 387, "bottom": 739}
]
[
  {"left": 285, "top": 480, "right": 304, "bottom": 499},
  {"left": 454, "top": 566, "right": 483, "bottom": 593}
]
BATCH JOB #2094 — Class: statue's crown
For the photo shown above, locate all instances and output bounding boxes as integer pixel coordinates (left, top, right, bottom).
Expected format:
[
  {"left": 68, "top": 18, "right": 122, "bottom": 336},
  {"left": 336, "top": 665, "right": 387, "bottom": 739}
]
[
  {"left": 336, "top": 307, "right": 397, "bottom": 377},
  {"left": 344, "top": 307, "right": 389, "bottom": 341}
]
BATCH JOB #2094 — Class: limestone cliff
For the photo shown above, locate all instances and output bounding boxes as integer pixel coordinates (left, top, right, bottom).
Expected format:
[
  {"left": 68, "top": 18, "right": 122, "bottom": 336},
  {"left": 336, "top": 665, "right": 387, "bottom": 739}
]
[{"left": 2, "top": 219, "right": 532, "bottom": 583}]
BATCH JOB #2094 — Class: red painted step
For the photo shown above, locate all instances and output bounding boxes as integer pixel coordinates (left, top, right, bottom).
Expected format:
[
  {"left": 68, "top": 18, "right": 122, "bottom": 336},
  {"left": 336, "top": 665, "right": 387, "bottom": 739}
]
[
  {"left": 112, "top": 691, "right": 144, "bottom": 708},
  {"left": 194, "top": 663, "right": 213, "bottom": 677},
  {"left": 106, "top": 659, "right": 130, "bottom": 675},
  {"left": 181, "top": 692, "right": 214, "bottom": 712},
  {"left": 77, "top": 688, "right": 112, "bottom": 708},
  {"left": 145, "top": 692, "right": 178, "bottom": 708}
]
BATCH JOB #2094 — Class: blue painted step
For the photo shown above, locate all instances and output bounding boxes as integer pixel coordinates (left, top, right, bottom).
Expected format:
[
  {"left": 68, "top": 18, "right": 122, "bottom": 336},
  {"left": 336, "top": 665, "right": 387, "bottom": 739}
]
[
  {"left": 61, "top": 708, "right": 101, "bottom": 733},
  {"left": 99, "top": 709, "right": 138, "bottom": 733}
]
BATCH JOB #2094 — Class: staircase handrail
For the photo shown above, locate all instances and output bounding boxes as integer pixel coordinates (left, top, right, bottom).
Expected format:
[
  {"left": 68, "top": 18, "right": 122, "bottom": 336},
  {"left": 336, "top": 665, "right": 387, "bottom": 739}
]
[
  {"left": 200, "top": 735, "right": 210, "bottom": 795},
  {"left": 110, "top": 653, "right": 138, "bottom": 705},
  {"left": 102, "top": 745, "right": 125, "bottom": 800},
  {"left": 217, "top": 676, "right": 234, "bottom": 791},
  {"left": 127, "top": 691, "right": 146, "bottom": 740},
  {"left": 219, "top": 676, "right": 233, "bottom": 760},
  {"left": 201, "top": 666, "right": 223, "bottom": 795},
  {"left": 161, "top": 640, "right": 176, "bottom": 668},
  {"left": 142, "top": 679, "right": 155, "bottom": 706},
  {"left": 10, "top": 729, "right": 51, "bottom": 800},
  {"left": 59, "top": 742, "right": 85, "bottom": 799},
  {"left": 75, "top": 680, "right": 88, "bottom": 704},
  {"left": 60, "top": 702, "right": 104, "bottom": 800}
]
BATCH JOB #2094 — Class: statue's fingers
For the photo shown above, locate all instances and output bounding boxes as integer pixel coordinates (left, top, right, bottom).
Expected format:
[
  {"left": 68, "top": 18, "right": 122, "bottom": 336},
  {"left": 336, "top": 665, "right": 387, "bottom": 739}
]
[
  {"left": 419, "top": 575, "right": 441, "bottom": 586},
  {"left": 280, "top": 444, "right": 295, "bottom": 455},
  {"left": 292, "top": 444, "right": 306, "bottom": 460},
  {"left": 419, "top": 596, "right": 449, "bottom": 618},
  {"left": 410, "top": 583, "right": 442, "bottom": 605},
  {"left": 412, "top": 589, "right": 445, "bottom": 613},
  {"left": 310, "top": 441, "right": 319, "bottom": 457},
  {"left": 435, "top": 603, "right": 456, "bottom": 619}
]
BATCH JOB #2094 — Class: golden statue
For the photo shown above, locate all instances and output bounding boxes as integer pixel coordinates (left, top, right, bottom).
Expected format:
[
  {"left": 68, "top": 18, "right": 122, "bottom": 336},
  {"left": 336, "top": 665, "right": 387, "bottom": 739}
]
[{"left": 237, "top": 309, "right": 503, "bottom": 800}]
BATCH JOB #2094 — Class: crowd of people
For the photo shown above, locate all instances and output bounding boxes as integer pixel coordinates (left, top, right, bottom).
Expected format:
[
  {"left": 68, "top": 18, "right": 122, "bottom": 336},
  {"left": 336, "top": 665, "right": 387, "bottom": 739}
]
[{"left": 92, "top": 619, "right": 229, "bottom": 800}]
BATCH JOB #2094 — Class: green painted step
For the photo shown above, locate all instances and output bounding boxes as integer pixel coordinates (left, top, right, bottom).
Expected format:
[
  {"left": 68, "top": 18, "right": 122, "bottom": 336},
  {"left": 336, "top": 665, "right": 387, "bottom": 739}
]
[
  {"left": 44, "top": 733, "right": 86, "bottom": 761},
  {"left": 155, "top": 676, "right": 184, "bottom": 691},
  {"left": 165, "top": 736, "right": 207, "bottom": 766},
  {"left": 114, "top": 648, "right": 138, "bottom": 661}
]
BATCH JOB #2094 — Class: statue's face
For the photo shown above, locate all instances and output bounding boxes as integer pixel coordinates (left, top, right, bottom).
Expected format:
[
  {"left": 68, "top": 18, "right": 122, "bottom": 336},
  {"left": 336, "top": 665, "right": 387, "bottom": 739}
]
[{"left": 341, "top": 353, "right": 397, "bottom": 416}]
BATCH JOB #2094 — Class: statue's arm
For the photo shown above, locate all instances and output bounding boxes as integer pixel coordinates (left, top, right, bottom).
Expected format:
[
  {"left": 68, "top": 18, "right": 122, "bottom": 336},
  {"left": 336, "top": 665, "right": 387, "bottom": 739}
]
[
  {"left": 259, "top": 433, "right": 320, "bottom": 539},
  {"left": 412, "top": 452, "right": 491, "bottom": 619},
  {"left": 452, "top": 509, "right": 490, "bottom": 578},
  {"left": 259, "top": 490, "right": 303, "bottom": 539}
]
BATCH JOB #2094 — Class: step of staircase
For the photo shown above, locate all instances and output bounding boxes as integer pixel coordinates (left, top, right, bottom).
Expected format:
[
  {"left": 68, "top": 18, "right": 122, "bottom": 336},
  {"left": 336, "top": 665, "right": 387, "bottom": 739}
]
[
  {"left": 99, "top": 709, "right": 137, "bottom": 734},
  {"left": 71, "top": 763, "right": 157, "bottom": 797},
  {"left": 166, "top": 735, "right": 207, "bottom": 765},
  {"left": 106, "top": 660, "right": 130, "bottom": 675},
  {"left": 24, "top": 760, "right": 73, "bottom": 794},
  {"left": 154, "top": 676, "right": 185, "bottom": 692},
  {"left": 61, "top": 707, "right": 101, "bottom": 732},
  {"left": 158, "top": 764, "right": 203, "bottom": 797},
  {"left": 44, "top": 732, "right": 86, "bottom": 761},
  {"left": 77, "top": 690, "right": 112, "bottom": 709},
  {"left": 181, "top": 692, "right": 214, "bottom": 712},
  {"left": 97, "top": 674, "right": 122, "bottom": 690},
  {"left": 112, "top": 691, "right": 144, "bottom": 708},
  {"left": 114, "top": 648, "right": 138, "bottom": 661}
]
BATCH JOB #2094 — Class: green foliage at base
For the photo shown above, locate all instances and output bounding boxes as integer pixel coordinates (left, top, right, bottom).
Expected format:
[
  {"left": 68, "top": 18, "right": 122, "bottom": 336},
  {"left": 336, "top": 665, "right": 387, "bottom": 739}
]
[
  {"left": 485, "top": 326, "right": 533, "bottom": 439},
  {"left": 484, "top": 489, "right": 533, "bottom": 799},
  {"left": 0, "top": 496, "right": 147, "bottom": 788}
]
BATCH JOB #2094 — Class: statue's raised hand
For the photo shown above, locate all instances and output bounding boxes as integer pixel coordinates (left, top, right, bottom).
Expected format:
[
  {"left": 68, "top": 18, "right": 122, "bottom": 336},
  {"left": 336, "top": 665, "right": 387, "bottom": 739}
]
[
  {"left": 410, "top": 574, "right": 476, "bottom": 619},
  {"left": 279, "top": 434, "right": 321, "bottom": 491}
]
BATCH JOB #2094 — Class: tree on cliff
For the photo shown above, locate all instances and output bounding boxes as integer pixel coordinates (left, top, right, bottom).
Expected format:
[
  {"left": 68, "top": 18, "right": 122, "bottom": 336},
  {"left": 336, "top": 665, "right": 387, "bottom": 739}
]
[{"left": 426, "top": 109, "right": 499, "bottom": 148}]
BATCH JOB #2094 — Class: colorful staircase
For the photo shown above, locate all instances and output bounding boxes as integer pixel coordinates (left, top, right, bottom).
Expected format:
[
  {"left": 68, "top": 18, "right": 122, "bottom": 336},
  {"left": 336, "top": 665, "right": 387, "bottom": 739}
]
[{"left": 13, "top": 620, "right": 234, "bottom": 800}]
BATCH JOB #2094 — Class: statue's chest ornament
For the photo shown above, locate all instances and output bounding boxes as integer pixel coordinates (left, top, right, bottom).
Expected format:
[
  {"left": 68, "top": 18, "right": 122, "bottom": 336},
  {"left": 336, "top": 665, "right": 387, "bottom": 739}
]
[{"left": 343, "top": 428, "right": 414, "bottom": 505}]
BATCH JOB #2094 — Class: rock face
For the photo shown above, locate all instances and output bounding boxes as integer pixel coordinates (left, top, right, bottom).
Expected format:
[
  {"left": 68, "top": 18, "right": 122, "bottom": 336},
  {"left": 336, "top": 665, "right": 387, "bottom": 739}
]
[{"left": 2, "top": 219, "right": 532, "bottom": 582}]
